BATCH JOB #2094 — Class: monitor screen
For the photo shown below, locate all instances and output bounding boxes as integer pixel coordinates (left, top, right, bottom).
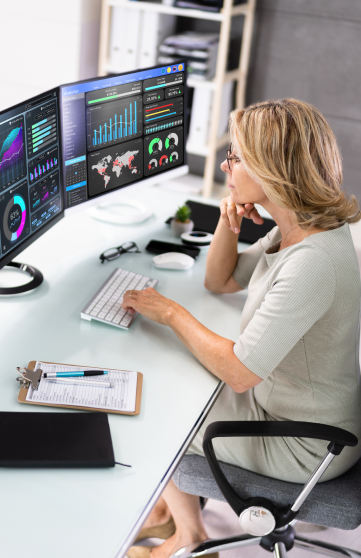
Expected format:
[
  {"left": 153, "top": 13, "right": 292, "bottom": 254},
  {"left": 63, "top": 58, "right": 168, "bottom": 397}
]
[
  {"left": 60, "top": 62, "right": 187, "bottom": 212},
  {"left": 0, "top": 89, "right": 63, "bottom": 270}
]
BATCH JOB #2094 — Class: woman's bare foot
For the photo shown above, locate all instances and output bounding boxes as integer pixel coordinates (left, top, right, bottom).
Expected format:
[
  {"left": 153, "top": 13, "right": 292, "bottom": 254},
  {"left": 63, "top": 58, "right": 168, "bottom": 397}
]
[
  {"left": 143, "top": 496, "right": 172, "bottom": 529},
  {"left": 150, "top": 529, "right": 208, "bottom": 558}
]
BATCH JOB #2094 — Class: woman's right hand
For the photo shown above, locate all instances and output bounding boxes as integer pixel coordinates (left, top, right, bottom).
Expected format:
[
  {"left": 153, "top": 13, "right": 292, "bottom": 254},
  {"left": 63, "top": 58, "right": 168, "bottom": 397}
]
[{"left": 220, "top": 196, "right": 264, "bottom": 234}]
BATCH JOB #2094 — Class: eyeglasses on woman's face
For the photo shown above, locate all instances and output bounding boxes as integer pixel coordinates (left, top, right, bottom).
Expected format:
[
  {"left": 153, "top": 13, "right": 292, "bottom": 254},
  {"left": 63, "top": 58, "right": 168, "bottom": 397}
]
[
  {"left": 99, "top": 242, "right": 141, "bottom": 263},
  {"left": 226, "top": 143, "right": 241, "bottom": 172}
]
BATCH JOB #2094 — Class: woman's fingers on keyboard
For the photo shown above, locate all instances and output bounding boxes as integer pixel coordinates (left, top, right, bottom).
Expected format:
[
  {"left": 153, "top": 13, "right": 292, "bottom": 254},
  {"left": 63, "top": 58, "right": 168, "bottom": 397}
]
[{"left": 122, "top": 288, "right": 172, "bottom": 325}]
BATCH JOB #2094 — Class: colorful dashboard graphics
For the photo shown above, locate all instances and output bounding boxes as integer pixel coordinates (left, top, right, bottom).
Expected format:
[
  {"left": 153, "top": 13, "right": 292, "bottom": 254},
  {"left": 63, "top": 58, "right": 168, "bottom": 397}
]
[
  {"left": 144, "top": 98, "right": 183, "bottom": 126},
  {"left": 144, "top": 90, "right": 164, "bottom": 104},
  {"left": 65, "top": 155, "right": 87, "bottom": 208},
  {"left": 145, "top": 117, "right": 183, "bottom": 135},
  {"left": 165, "top": 85, "right": 184, "bottom": 100},
  {"left": 29, "top": 170, "right": 59, "bottom": 212},
  {"left": 0, "top": 116, "right": 26, "bottom": 191},
  {"left": 28, "top": 145, "right": 58, "bottom": 183},
  {"left": 88, "top": 138, "right": 143, "bottom": 197},
  {"left": 0, "top": 180, "right": 30, "bottom": 254},
  {"left": 86, "top": 82, "right": 142, "bottom": 106},
  {"left": 144, "top": 127, "right": 183, "bottom": 177},
  {"left": 25, "top": 99, "right": 58, "bottom": 158},
  {"left": 31, "top": 197, "right": 61, "bottom": 231},
  {"left": 87, "top": 96, "right": 142, "bottom": 151},
  {"left": 143, "top": 73, "right": 184, "bottom": 94}
]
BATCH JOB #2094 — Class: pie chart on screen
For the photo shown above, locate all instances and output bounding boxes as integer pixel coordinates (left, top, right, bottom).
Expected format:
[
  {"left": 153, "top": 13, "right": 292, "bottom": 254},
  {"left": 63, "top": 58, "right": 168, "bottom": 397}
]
[{"left": 3, "top": 194, "right": 27, "bottom": 242}]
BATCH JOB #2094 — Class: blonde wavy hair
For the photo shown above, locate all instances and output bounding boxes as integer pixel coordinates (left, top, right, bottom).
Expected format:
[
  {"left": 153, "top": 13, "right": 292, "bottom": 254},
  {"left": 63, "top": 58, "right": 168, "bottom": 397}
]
[{"left": 229, "top": 98, "right": 361, "bottom": 230}]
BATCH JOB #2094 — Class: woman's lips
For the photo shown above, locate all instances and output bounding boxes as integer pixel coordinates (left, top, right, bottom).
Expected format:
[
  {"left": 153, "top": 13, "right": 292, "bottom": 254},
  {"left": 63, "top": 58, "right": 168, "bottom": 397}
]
[{"left": 227, "top": 183, "right": 235, "bottom": 189}]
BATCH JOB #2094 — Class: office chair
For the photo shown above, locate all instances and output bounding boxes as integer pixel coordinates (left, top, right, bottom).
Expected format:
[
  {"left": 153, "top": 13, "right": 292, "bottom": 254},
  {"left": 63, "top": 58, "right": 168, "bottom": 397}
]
[{"left": 172, "top": 421, "right": 361, "bottom": 557}]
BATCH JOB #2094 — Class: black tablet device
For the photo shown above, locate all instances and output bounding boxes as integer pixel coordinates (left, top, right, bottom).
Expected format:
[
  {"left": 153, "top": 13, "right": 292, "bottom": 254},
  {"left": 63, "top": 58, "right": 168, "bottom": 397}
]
[
  {"left": 166, "top": 200, "right": 276, "bottom": 244},
  {"left": 146, "top": 239, "right": 200, "bottom": 259}
]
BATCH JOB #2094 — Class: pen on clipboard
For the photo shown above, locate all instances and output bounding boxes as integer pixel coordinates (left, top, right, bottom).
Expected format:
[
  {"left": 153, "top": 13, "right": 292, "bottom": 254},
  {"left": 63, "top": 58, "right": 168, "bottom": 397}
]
[
  {"left": 45, "top": 378, "right": 114, "bottom": 388},
  {"left": 44, "top": 370, "right": 108, "bottom": 378}
]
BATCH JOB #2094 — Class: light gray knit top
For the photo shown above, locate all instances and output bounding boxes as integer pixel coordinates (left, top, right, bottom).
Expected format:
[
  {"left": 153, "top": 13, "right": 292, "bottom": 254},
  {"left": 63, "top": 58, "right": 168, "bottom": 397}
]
[{"left": 231, "top": 223, "right": 361, "bottom": 478}]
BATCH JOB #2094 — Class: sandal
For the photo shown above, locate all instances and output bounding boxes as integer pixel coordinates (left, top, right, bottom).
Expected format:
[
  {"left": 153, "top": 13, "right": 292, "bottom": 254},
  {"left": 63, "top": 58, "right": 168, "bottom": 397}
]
[
  {"left": 127, "top": 545, "right": 218, "bottom": 558},
  {"left": 135, "top": 516, "right": 176, "bottom": 543}
]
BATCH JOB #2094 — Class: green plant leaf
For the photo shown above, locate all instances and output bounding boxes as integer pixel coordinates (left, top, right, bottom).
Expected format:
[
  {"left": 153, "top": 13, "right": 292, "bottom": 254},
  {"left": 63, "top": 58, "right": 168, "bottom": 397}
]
[{"left": 175, "top": 204, "right": 192, "bottom": 223}]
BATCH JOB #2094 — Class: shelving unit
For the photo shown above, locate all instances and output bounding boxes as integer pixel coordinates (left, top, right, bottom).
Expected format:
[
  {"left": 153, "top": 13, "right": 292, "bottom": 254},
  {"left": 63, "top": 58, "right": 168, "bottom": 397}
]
[{"left": 98, "top": 0, "right": 256, "bottom": 197}]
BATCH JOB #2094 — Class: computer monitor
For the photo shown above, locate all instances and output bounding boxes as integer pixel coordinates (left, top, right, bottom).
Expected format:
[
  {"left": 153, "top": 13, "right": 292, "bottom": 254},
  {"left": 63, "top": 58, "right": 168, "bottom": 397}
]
[
  {"left": 0, "top": 88, "right": 64, "bottom": 294},
  {"left": 59, "top": 62, "right": 188, "bottom": 216}
]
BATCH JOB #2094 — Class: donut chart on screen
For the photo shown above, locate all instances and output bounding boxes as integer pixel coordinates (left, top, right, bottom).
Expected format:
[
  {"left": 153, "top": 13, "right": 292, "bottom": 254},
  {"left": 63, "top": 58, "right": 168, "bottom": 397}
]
[
  {"left": 149, "top": 137, "right": 162, "bottom": 154},
  {"left": 165, "top": 133, "right": 178, "bottom": 149},
  {"left": 3, "top": 194, "right": 27, "bottom": 242}
]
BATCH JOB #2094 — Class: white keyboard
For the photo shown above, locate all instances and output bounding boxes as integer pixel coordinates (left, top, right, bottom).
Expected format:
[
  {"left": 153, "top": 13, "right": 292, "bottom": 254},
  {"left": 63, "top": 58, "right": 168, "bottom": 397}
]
[{"left": 81, "top": 268, "right": 158, "bottom": 330}]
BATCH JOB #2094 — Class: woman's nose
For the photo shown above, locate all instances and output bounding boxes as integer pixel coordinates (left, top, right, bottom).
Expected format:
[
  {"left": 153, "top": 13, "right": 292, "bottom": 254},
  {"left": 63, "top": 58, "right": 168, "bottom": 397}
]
[{"left": 220, "top": 159, "right": 230, "bottom": 174}]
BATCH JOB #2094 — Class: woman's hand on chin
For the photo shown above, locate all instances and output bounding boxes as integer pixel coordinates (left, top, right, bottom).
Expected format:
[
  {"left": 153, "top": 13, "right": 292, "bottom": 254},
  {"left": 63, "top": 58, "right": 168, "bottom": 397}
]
[
  {"left": 220, "top": 196, "right": 264, "bottom": 234},
  {"left": 122, "top": 287, "right": 177, "bottom": 325}
]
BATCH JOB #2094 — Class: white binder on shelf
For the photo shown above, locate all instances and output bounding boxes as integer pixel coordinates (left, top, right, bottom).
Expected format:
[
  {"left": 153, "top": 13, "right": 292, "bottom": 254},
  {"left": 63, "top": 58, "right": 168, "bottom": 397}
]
[
  {"left": 187, "top": 81, "right": 233, "bottom": 154},
  {"left": 109, "top": 6, "right": 126, "bottom": 70},
  {"left": 187, "top": 88, "right": 213, "bottom": 150},
  {"left": 138, "top": 12, "right": 176, "bottom": 69},
  {"left": 123, "top": 9, "right": 142, "bottom": 72},
  {"left": 109, "top": 7, "right": 143, "bottom": 73}
]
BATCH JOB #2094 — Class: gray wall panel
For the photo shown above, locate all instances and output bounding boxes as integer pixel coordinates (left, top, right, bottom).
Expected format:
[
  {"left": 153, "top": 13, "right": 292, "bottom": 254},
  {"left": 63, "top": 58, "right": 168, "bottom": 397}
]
[
  {"left": 257, "top": 0, "right": 361, "bottom": 22},
  {"left": 247, "top": 1, "right": 361, "bottom": 200},
  {"left": 248, "top": 10, "right": 361, "bottom": 120},
  {"left": 329, "top": 117, "right": 361, "bottom": 201}
]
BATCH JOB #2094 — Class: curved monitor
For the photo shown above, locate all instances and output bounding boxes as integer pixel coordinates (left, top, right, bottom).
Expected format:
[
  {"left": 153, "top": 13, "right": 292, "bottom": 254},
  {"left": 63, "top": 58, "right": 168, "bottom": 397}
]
[
  {"left": 0, "top": 88, "right": 63, "bottom": 270},
  {"left": 60, "top": 62, "right": 188, "bottom": 215}
]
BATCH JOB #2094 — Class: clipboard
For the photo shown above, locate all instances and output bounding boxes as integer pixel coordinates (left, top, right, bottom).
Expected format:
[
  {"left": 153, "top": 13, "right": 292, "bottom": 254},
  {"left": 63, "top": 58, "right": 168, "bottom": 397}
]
[{"left": 17, "top": 361, "right": 143, "bottom": 416}]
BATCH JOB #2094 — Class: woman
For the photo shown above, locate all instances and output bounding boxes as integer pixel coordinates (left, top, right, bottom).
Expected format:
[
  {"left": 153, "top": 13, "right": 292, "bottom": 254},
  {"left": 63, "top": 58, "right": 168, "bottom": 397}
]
[{"left": 122, "top": 99, "right": 361, "bottom": 558}]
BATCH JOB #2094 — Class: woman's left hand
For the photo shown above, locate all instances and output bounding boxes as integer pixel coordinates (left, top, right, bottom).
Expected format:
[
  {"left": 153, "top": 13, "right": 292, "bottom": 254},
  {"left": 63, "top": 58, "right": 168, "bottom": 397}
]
[{"left": 122, "top": 288, "right": 176, "bottom": 325}]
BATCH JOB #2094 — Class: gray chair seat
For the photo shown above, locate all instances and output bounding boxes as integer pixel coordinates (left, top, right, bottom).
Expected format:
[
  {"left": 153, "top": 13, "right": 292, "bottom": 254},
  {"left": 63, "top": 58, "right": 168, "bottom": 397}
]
[{"left": 173, "top": 454, "right": 361, "bottom": 530}]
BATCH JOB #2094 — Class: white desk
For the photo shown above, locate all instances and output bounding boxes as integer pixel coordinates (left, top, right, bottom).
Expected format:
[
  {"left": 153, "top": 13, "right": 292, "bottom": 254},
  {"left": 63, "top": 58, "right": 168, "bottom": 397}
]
[{"left": 0, "top": 185, "right": 249, "bottom": 558}]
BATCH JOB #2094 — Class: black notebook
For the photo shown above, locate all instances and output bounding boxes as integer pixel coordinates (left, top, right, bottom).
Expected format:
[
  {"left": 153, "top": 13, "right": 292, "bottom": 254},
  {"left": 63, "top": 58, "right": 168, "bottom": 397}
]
[
  {"left": 0, "top": 412, "right": 115, "bottom": 468},
  {"left": 167, "top": 200, "right": 276, "bottom": 244}
]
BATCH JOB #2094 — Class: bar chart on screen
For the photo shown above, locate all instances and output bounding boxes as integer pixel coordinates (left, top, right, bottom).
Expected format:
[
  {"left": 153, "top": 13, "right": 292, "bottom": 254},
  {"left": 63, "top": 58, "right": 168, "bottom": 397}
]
[
  {"left": 86, "top": 96, "right": 143, "bottom": 151},
  {"left": 28, "top": 146, "right": 59, "bottom": 183},
  {"left": 0, "top": 116, "right": 26, "bottom": 191},
  {"left": 29, "top": 170, "right": 60, "bottom": 212},
  {"left": 26, "top": 99, "right": 58, "bottom": 158}
]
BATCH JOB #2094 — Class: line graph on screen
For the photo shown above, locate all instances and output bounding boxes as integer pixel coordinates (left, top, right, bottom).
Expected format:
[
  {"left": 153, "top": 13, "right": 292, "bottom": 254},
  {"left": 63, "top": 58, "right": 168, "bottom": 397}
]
[{"left": 0, "top": 118, "right": 26, "bottom": 188}]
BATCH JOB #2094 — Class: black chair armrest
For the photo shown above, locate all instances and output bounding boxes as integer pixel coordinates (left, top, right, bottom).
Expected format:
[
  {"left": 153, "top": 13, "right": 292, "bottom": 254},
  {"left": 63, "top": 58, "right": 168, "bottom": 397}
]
[
  {"left": 202, "top": 421, "right": 358, "bottom": 527},
  {"left": 203, "top": 421, "right": 358, "bottom": 455}
]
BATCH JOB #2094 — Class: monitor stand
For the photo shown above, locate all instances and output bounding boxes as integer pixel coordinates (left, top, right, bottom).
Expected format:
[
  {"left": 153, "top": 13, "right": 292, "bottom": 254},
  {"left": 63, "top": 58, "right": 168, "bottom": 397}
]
[
  {"left": 87, "top": 199, "right": 153, "bottom": 225},
  {"left": 0, "top": 262, "right": 43, "bottom": 296}
]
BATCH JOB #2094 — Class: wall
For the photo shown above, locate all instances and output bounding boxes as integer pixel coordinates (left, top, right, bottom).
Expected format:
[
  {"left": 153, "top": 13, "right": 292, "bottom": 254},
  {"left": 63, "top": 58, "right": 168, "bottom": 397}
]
[
  {"left": 247, "top": 0, "right": 361, "bottom": 199},
  {"left": 0, "top": 0, "right": 101, "bottom": 112}
]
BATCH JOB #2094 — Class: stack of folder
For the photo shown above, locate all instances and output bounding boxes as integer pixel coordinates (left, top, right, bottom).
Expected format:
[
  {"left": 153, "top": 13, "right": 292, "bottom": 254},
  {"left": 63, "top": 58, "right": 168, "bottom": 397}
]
[{"left": 158, "top": 32, "right": 219, "bottom": 81}]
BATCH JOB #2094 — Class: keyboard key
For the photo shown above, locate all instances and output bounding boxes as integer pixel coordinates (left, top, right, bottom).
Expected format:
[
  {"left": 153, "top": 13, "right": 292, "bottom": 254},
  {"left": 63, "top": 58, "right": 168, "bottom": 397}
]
[
  {"left": 120, "top": 314, "right": 132, "bottom": 326},
  {"left": 81, "top": 269, "right": 157, "bottom": 329}
]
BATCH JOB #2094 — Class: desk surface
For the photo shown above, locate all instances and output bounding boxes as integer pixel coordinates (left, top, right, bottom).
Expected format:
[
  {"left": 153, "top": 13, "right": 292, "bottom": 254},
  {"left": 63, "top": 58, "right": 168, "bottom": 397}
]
[{"left": 0, "top": 185, "right": 248, "bottom": 558}]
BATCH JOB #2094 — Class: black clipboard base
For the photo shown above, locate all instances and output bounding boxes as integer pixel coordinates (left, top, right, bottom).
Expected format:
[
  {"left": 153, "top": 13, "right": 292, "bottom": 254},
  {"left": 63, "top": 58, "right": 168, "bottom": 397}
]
[{"left": 0, "top": 262, "right": 43, "bottom": 295}]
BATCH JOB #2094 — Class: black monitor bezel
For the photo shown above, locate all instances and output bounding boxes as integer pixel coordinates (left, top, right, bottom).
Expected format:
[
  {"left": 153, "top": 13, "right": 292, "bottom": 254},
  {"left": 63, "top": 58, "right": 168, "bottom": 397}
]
[
  {"left": 59, "top": 60, "right": 188, "bottom": 206},
  {"left": 0, "top": 87, "right": 64, "bottom": 271}
]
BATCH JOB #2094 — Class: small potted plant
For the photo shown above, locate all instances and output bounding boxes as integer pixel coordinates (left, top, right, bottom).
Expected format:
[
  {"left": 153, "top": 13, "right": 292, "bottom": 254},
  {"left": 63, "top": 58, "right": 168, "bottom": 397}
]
[{"left": 171, "top": 204, "right": 194, "bottom": 237}]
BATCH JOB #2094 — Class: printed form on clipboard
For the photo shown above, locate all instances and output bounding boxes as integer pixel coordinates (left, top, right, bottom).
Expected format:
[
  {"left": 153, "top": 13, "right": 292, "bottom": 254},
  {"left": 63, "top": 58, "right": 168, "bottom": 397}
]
[{"left": 26, "top": 362, "right": 138, "bottom": 413}]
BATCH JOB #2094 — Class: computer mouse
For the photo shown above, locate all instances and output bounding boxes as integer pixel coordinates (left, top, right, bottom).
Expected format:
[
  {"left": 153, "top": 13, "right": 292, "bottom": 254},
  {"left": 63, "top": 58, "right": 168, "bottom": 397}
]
[{"left": 152, "top": 252, "right": 194, "bottom": 270}]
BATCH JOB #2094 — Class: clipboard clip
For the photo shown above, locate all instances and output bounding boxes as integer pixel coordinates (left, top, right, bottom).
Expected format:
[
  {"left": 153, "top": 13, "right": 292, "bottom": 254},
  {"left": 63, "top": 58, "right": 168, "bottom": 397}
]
[{"left": 16, "top": 367, "right": 43, "bottom": 390}]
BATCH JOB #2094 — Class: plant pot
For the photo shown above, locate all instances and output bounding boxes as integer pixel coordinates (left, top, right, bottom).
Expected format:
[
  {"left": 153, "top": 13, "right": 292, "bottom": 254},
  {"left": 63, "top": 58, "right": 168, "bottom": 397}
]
[{"left": 171, "top": 218, "right": 194, "bottom": 237}]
